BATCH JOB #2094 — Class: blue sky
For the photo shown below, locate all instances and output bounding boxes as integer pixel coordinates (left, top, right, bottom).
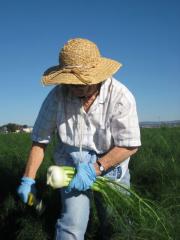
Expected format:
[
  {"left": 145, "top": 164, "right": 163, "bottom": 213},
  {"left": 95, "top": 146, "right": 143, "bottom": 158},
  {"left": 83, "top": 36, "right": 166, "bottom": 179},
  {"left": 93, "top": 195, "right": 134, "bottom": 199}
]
[{"left": 0, "top": 0, "right": 179, "bottom": 126}]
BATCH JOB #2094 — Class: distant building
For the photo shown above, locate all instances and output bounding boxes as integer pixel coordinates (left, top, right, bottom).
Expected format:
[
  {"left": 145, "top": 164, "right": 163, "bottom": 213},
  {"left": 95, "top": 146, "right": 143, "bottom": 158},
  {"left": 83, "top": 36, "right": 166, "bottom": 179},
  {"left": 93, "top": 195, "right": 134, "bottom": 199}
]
[{"left": 21, "top": 127, "right": 33, "bottom": 133}]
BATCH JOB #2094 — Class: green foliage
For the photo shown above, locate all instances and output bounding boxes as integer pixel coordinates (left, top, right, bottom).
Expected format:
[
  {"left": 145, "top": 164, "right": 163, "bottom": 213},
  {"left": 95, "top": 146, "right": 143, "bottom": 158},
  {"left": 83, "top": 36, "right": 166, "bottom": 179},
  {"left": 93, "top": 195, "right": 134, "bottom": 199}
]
[
  {"left": 0, "top": 128, "right": 180, "bottom": 239},
  {"left": 130, "top": 127, "right": 180, "bottom": 200}
]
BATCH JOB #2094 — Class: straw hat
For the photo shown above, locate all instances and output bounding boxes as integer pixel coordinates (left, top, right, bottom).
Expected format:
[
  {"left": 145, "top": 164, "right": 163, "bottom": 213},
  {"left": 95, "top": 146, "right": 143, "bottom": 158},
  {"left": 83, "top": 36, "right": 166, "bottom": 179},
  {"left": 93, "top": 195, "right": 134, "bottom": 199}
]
[{"left": 42, "top": 38, "right": 122, "bottom": 85}]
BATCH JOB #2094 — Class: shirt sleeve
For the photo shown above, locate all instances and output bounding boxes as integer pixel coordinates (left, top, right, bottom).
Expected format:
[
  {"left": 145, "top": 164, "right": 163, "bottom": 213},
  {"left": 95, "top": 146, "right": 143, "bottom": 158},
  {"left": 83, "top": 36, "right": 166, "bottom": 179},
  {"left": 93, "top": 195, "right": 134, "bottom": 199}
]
[
  {"left": 31, "top": 86, "right": 59, "bottom": 144},
  {"left": 111, "top": 89, "right": 141, "bottom": 147}
]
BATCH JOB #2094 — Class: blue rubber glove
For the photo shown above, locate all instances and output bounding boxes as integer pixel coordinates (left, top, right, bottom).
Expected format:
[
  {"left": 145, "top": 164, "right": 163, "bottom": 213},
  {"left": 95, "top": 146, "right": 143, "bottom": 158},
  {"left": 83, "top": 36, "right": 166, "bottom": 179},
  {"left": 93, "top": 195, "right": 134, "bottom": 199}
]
[
  {"left": 66, "top": 162, "right": 96, "bottom": 193},
  {"left": 17, "top": 177, "right": 36, "bottom": 203}
]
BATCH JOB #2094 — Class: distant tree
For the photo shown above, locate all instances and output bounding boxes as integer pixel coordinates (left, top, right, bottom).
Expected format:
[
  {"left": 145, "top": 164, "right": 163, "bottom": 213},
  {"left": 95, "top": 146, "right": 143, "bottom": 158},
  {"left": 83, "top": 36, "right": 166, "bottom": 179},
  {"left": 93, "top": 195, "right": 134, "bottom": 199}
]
[{"left": 6, "top": 123, "right": 19, "bottom": 132}]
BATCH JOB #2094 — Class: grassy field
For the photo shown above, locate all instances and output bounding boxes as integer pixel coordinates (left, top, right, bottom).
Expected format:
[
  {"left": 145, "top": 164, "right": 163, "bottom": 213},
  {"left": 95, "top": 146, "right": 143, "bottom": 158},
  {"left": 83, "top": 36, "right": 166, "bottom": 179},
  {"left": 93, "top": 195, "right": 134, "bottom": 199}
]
[{"left": 0, "top": 127, "right": 180, "bottom": 239}]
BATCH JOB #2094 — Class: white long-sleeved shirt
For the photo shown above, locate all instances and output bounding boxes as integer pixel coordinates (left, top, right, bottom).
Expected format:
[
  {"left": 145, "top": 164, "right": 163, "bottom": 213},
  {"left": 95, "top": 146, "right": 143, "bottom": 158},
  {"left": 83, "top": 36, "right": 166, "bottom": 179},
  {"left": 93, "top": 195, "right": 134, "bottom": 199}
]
[{"left": 32, "top": 77, "right": 141, "bottom": 179}]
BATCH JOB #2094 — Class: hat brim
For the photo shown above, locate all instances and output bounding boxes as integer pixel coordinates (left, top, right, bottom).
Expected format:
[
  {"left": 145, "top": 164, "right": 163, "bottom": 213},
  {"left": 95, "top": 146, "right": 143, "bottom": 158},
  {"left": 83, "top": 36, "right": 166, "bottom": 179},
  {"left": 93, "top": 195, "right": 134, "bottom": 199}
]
[{"left": 41, "top": 57, "right": 122, "bottom": 86}]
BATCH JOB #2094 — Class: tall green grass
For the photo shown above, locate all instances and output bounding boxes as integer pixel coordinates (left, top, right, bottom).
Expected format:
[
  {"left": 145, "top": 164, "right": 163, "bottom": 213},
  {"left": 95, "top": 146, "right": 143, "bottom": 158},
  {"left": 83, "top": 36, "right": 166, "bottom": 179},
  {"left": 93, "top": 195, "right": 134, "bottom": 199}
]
[{"left": 0, "top": 127, "right": 179, "bottom": 239}]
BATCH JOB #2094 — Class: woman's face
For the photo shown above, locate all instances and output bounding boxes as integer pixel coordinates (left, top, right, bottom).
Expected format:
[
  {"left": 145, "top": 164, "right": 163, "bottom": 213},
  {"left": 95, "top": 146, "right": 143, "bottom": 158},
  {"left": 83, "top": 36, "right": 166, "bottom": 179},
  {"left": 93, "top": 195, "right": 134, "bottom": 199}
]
[{"left": 68, "top": 83, "right": 100, "bottom": 98}]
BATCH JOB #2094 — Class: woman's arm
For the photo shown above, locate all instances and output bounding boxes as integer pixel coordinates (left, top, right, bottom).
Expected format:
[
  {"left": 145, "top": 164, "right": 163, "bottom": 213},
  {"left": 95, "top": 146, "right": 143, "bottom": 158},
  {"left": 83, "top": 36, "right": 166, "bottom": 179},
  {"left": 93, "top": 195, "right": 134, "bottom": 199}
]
[
  {"left": 94, "top": 146, "right": 138, "bottom": 176},
  {"left": 23, "top": 142, "right": 47, "bottom": 179}
]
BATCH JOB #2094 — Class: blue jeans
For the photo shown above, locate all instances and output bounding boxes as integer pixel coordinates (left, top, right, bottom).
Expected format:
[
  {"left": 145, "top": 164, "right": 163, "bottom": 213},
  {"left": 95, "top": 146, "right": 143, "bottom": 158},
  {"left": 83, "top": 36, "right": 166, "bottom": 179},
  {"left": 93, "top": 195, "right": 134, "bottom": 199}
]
[
  {"left": 55, "top": 170, "right": 130, "bottom": 240},
  {"left": 55, "top": 146, "right": 130, "bottom": 240},
  {"left": 55, "top": 189, "right": 91, "bottom": 240}
]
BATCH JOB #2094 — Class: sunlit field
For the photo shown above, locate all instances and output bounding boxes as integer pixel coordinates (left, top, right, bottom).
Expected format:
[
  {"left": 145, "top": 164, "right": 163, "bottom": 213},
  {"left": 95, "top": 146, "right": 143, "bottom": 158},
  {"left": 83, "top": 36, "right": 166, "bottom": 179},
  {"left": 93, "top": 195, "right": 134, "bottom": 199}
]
[{"left": 0, "top": 127, "right": 179, "bottom": 239}]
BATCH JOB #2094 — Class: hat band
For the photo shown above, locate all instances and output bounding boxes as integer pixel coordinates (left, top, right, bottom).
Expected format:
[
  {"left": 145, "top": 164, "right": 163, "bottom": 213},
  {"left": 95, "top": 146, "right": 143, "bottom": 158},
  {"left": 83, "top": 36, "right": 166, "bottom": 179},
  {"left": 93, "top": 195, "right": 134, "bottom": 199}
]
[{"left": 45, "top": 64, "right": 98, "bottom": 85}]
